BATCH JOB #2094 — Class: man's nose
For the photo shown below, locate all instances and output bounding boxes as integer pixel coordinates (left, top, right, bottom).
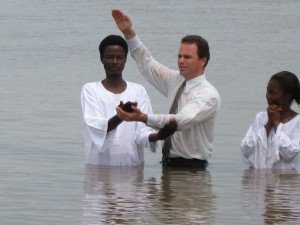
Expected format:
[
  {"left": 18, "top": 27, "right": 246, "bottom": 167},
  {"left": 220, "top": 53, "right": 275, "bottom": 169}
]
[{"left": 111, "top": 56, "right": 117, "bottom": 63}]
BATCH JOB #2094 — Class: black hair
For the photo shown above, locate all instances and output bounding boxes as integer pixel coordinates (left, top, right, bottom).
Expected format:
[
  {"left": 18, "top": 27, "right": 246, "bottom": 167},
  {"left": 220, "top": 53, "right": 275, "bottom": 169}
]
[
  {"left": 99, "top": 35, "right": 128, "bottom": 61},
  {"left": 181, "top": 35, "right": 210, "bottom": 68},
  {"left": 271, "top": 71, "right": 300, "bottom": 105}
]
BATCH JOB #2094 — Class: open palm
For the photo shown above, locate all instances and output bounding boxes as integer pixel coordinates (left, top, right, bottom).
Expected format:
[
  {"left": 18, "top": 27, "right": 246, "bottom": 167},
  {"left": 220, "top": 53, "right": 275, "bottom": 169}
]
[{"left": 112, "top": 9, "right": 132, "bottom": 32}]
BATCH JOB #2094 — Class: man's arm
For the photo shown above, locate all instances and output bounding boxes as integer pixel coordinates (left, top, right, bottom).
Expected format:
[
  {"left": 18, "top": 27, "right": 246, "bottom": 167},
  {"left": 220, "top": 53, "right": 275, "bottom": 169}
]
[
  {"left": 112, "top": 8, "right": 136, "bottom": 40},
  {"left": 116, "top": 105, "right": 178, "bottom": 141},
  {"left": 107, "top": 116, "right": 123, "bottom": 132},
  {"left": 148, "top": 119, "right": 178, "bottom": 142}
]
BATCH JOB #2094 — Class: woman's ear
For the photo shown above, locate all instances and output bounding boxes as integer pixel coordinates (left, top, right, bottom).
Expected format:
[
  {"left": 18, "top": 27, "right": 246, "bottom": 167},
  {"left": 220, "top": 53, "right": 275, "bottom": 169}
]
[{"left": 285, "top": 93, "right": 293, "bottom": 104}]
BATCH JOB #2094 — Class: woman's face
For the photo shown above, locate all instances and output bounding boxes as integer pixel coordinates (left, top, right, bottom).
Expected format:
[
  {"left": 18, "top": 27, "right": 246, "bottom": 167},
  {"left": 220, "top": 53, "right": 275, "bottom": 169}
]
[{"left": 266, "top": 79, "right": 291, "bottom": 107}]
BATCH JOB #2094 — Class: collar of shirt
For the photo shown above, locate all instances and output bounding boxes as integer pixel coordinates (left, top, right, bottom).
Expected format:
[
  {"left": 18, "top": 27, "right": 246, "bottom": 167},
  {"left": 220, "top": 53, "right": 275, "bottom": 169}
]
[{"left": 185, "top": 74, "right": 206, "bottom": 92}]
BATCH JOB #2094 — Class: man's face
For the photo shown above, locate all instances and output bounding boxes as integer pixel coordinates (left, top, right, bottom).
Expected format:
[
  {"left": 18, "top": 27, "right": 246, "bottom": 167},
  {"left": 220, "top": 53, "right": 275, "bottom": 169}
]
[
  {"left": 177, "top": 43, "right": 206, "bottom": 80},
  {"left": 102, "top": 45, "right": 126, "bottom": 76}
]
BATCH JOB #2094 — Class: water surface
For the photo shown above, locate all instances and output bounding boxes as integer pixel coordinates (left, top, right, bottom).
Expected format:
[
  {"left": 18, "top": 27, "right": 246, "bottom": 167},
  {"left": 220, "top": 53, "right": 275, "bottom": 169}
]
[{"left": 1, "top": 0, "right": 300, "bottom": 224}]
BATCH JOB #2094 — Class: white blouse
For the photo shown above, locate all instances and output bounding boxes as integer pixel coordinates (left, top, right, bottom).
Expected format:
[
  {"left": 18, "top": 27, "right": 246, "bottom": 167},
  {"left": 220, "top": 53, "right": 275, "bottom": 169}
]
[{"left": 241, "top": 112, "right": 300, "bottom": 170}]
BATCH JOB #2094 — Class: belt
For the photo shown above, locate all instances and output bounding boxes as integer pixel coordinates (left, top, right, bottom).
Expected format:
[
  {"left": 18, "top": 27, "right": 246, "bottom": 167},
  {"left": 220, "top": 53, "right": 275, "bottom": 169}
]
[{"left": 162, "top": 157, "right": 208, "bottom": 169}]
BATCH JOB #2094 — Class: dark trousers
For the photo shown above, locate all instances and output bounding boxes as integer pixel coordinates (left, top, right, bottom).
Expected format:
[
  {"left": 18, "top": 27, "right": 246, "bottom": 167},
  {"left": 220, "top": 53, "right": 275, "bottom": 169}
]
[{"left": 162, "top": 157, "right": 208, "bottom": 169}]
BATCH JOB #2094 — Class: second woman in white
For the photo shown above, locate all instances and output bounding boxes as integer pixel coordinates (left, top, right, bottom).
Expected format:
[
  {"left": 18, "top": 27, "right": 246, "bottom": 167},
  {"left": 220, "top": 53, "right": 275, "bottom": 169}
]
[{"left": 241, "top": 71, "right": 300, "bottom": 170}]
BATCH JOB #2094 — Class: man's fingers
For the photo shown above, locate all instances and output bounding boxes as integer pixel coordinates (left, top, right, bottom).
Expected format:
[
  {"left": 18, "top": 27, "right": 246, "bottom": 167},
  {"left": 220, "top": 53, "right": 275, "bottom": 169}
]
[{"left": 112, "top": 8, "right": 126, "bottom": 21}]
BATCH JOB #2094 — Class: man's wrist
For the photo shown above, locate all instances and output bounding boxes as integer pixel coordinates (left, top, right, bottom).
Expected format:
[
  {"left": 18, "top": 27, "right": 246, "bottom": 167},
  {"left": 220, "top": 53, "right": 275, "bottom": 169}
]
[
  {"left": 116, "top": 115, "right": 123, "bottom": 122},
  {"left": 123, "top": 29, "right": 136, "bottom": 40},
  {"left": 148, "top": 133, "right": 158, "bottom": 142},
  {"left": 140, "top": 113, "right": 148, "bottom": 124}
]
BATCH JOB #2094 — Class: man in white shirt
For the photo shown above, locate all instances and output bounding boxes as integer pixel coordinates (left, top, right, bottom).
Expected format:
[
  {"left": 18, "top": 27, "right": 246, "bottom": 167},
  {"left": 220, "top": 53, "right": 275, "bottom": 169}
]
[
  {"left": 81, "top": 35, "right": 177, "bottom": 166},
  {"left": 112, "top": 9, "right": 221, "bottom": 168}
]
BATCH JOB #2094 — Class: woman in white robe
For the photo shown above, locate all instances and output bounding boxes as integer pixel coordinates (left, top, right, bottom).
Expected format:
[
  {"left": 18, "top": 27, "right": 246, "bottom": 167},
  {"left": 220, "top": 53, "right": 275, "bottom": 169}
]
[{"left": 241, "top": 71, "right": 300, "bottom": 170}]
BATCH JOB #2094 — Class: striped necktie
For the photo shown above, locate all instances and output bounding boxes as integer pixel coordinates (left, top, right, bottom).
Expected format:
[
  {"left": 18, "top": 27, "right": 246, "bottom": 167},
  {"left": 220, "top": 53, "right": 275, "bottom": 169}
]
[{"left": 162, "top": 81, "right": 186, "bottom": 162}]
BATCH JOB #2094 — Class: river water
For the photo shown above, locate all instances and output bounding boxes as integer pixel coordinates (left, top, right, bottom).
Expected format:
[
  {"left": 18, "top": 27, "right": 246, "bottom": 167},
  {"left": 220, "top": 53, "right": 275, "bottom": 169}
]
[{"left": 1, "top": 0, "right": 300, "bottom": 224}]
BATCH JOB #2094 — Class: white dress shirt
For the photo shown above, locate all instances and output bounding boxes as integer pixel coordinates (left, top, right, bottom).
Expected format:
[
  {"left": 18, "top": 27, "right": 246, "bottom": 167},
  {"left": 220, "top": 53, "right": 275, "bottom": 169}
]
[
  {"left": 81, "top": 81, "right": 157, "bottom": 165},
  {"left": 127, "top": 36, "right": 221, "bottom": 160},
  {"left": 241, "top": 112, "right": 300, "bottom": 170}
]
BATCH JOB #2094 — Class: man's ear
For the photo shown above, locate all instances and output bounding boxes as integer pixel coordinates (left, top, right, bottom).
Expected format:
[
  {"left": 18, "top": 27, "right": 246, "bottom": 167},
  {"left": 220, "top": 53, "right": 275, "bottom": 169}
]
[{"left": 199, "top": 57, "right": 207, "bottom": 67}]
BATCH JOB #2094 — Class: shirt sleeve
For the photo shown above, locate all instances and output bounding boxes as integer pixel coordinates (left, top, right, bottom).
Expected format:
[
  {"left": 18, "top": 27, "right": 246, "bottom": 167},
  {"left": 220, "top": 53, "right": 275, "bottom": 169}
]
[
  {"left": 240, "top": 113, "right": 269, "bottom": 168},
  {"left": 134, "top": 85, "right": 158, "bottom": 152},
  {"left": 81, "top": 84, "right": 109, "bottom": 153},
  {"left": 127, "top": 36, "right": 177, "bottom": 98},
  {"left": 147, "top": 93, "right": 220, "bottom": 131},
  {"left": 273, "top": 121, "right": 300, "bottom": 163},
  {"left": 175, "top": 94, "right": 220, "bottom": 131}
]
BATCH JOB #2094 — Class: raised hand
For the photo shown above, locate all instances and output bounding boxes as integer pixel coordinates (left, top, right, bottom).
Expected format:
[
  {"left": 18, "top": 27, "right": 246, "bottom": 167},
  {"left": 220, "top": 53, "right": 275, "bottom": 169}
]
[
  {"left": 112, "top": 9, "right": 132, "bottom": 33},
  {"left": 112, "top": 8, "right": 136, "bottom": 40}
]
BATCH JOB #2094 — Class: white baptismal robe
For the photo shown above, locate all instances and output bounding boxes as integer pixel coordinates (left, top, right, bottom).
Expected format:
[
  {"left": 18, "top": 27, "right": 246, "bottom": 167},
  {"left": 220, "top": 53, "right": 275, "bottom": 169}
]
[
  {"left": 241, "top": 112, "right": 300, "bottom": 170},
  {"left": 81, "top": 81, "right": 157, "bottom": 166}
]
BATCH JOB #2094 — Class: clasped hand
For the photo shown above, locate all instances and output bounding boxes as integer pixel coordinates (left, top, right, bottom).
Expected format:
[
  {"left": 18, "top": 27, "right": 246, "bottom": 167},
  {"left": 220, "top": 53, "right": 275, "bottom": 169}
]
[
  {"left": 117, "top": 101, "right": 146, "bottom": 122},
  {"left": 267, "top": 104, "right": 282, "bottom": 126},
  {"left": 118, "top": 101, "right": 137, "bottom": 112}
]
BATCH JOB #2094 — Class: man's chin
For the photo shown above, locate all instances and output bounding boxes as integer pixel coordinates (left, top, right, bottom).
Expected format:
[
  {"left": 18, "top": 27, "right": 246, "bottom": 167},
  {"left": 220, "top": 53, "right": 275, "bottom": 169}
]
[
  {"left": 179, "top": 70, "right": 186, "bottom": 76},
  {"left": 108, "top": 69, "right": 121, "bottom": 73}
]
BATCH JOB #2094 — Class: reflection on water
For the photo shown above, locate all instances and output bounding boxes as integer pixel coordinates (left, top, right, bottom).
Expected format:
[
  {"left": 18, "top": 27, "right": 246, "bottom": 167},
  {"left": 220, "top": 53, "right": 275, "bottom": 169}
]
[
  {"left": 83, "top": 165, "right": 216, "bottom": 225},
  {"left": 155, "top": 167, "right": 216, "bottom": 224},
  {"left": 83, "top": 165, "right": 149, "bottom": 224},
  {"left": 241, "top": 169, "right": 300, "bottom": 225}
]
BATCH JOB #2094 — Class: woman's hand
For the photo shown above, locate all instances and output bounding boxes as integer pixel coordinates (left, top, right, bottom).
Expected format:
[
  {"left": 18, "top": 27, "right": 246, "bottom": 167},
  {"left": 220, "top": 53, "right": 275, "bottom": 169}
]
[
  {"left": 267, "top": 104, "right": 282, "bottom": 127},
  {"left": 265, "top": 104, "right": 282, "bottom": 134}
]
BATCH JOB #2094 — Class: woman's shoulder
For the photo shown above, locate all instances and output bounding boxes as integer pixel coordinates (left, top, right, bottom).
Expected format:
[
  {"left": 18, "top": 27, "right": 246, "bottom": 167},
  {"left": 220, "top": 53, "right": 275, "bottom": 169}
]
[
  {"left": 253, "top": 111, "right": 268, "bottom": 124},
  {"left": 253, "top": 111, "right": 267, "bottom": 120},
  {"left": 289, "top": 113, "right": 300, "bottom": 124},
  {"left": 256, "top": 111, "right": 267, "bottom": 117}
]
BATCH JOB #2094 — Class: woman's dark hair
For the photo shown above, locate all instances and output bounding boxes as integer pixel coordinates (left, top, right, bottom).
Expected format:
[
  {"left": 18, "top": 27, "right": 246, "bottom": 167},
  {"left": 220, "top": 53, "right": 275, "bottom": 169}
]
[
  {"left": 99, "top": 35, "right": 128, "bottom": 61},
  {"left": 181, "top": 35, "right": 210, "bottom": 68},
  {"left": 271, "top": 71, "right": 300, "bottom": 105}
]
